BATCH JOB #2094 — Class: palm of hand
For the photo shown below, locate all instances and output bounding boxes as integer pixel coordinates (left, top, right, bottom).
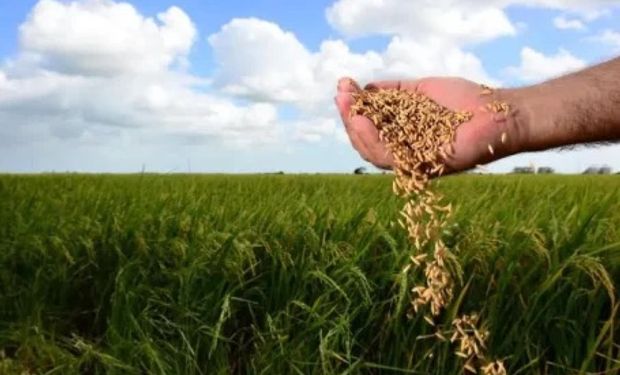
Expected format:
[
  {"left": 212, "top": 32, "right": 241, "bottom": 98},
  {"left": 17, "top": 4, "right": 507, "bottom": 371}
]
[{"left": 335, "top": 77, "right": 512, "bottom": 173}]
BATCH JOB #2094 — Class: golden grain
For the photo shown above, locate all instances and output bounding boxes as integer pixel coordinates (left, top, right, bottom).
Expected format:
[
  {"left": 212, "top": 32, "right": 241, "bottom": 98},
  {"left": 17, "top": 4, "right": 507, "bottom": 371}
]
[
  {"left": 480, "top": 84, "right": 494, "bottom": 96},
  {"left": 352, "top": 88, "right": 506, "bottom": 375},
  {"left": 424, "top": 315, "right": 436, "bottom": 326},
  {"left": 487, "top": 100, "right": 510, "bottom": 115}
]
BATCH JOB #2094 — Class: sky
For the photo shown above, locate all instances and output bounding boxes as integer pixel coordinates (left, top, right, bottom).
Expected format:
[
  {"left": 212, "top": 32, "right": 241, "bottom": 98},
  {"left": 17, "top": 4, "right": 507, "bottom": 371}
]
[{"left": 1, "top": 0, "right": 620, "bottom": 174}]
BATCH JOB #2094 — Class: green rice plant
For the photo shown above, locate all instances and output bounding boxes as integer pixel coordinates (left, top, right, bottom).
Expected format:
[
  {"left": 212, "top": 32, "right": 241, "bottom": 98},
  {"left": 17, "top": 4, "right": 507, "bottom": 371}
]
[{"left": 0, "top": 174, "right": 618, "bottom": 374}]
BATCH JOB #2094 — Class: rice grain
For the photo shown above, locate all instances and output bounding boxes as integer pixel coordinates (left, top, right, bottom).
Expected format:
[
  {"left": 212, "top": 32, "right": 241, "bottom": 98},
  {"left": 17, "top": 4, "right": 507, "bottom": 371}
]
[{"left": 352, "top": 87, "right": 507, "bottom": 375}]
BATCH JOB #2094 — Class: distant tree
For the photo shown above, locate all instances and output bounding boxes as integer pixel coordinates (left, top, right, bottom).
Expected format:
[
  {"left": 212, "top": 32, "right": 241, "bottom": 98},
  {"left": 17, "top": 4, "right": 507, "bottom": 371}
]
[
  {"left": 354, "top": 167, "right": 367, "bottom": 175},
  {"left": 512, "top": 166, "right": 535, "bottom": 174},
  {"left": 583, "top": 166, "right": 600, "bottom": 174},
  {"left": 537, "top": 167, "right": 554, "bottom": 174},
  {"left": 582, "top": 165, "right": 613, "bottom": 174}
]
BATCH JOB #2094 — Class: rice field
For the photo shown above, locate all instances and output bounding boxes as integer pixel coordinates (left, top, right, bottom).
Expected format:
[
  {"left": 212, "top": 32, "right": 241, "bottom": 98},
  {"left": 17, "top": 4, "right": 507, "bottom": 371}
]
[{"left": 0, "top": 174, "right": 619, "bottom": 374}]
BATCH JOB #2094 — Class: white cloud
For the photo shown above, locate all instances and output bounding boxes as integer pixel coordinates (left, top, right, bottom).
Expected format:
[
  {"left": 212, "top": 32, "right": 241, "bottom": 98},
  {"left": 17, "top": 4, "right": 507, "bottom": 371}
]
[
  {"left": 210, "top": 0, "right": 620, "bottom": 114},
  {"left": 381, "top": 37, "right": 492, "bottom": 83},
  {"left": 588, "top": 29, "right": 620, "bottom": 51},
  {"left": 325, "top": 0, "right": 619, "bottom": 42},
  {"left": 505, "top": 47, "right": 586, "bottom": 83},
  {"left": 516, "top": 1, "right": 616, "bottom": 20},
  {"left": 208, "top": 18, "right": 385, "bottom": 109},
  {"left": 4, "top": 0, "right": 620, "bottom": 172},
  {"left": 19, "top": 0, "right": 196, "bottom": 76},
  {"left": 516, "top": 0, "right": 617, "bottom": 8},
  {"left": 326, "top": 0, "right": 516, "bottom": 44},
  {"left": 208, "top": 17, "right": 495, "bottom": 114},
  {"left": 0, "top": 0, "right": 280, "bottom": 147},
  {"left": 314, "top": 39, "right": 384, "bottom": 93},
  {"left": 292, "top": 118, "right": 348, "bottom": 143},
  {"left": 0, "top": 69, "right": 280, "bottom": 145},
  {"left": 553, "top": 15, "right": 585, "bottom": 30},
  {"left": 208, "top": 18, "right": 313, "bottom": 103}
]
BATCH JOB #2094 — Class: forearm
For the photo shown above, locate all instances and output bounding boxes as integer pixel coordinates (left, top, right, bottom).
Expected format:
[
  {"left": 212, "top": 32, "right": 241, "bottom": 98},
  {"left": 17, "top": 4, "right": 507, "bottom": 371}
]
[{"left": 501, "top": 57, "right": 620, "bottom": 153}]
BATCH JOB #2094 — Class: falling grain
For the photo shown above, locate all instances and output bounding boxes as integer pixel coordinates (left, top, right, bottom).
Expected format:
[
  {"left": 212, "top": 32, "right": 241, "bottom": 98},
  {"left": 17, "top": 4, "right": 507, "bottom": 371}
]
[{"left": 352, "top": 87, "right": 507, "bottom": 375}]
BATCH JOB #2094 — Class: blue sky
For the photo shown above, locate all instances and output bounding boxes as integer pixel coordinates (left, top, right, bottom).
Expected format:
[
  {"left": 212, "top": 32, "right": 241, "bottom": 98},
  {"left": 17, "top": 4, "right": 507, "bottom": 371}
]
[{"left": 1, "top": 0, "right": 620, "bottom": 173}]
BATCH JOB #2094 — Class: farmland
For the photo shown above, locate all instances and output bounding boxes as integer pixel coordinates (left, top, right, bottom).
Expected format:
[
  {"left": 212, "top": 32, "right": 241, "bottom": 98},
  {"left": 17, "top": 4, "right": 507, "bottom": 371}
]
[{"left": 0, "top": 174, "right": 619, "bottom": 374}]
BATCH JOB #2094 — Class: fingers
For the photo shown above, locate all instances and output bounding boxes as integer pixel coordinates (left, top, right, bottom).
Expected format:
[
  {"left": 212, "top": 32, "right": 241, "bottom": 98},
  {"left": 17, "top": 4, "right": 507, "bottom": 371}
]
[
  {"left": 335, "top": 91, "right": 371, "bottom": 160},
  {"left": 337, "top": 77, "right": 361, "bottom": 93},
  {"left": 364, "top": 79, "right": 423, "bottom": 92},
  {"left": 350, "top": 115, "right": 394, "bottom": 169},
  {"left": 335, "top": 76, "right": 394, "bottom": 168}
]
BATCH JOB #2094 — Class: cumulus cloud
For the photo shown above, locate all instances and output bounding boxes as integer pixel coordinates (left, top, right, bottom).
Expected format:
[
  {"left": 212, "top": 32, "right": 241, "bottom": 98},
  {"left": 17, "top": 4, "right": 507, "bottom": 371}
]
[
  {"left": 325, "top": 0, "right": 619, "bottom": 42},
  {"left": 516, "top": 0, "right": 618, "bottom": 9},
  {"left": 326, "top": 0, "right": 516, "bottom": 43},
  {"left": 588, "top": 29, "right": 620, "bottom": 52},
  {"left": 0, "top": 0, "right": 280, "bottom": 147},
  {"left": 208, "top": 18, "right": 384, "bottom": 108},
  {"left": 208, "top": 18, "right": 314, "bottom": 103},
  {"left": 292, "top": 118, "right": 348, "bottom": 143},
  {"left": 210, "top": 0, "right": 620, "bottom": 114},
  {"left": 380, "top": 37, "right": 491, "bottom": 82},
  {"left": 553, "top": 16, "right": 586, "bottom": 30},
  {"left": 0, "top": 70, "right": 280, "bottom": 145},
  {"left": 517, "top": 1, "right": 616, "bottom": 21},
  {"left": 4, "top": 0, "right": 620, "bottom": 170},
  {"left": 208, "top": 18, "right": 495, "bottom": 112},
  {"left": 505, "top": 47, "right": 586, "bottom": 83},
  {"left": 19, "top": 0, "right": 196, "bottom": 76}
]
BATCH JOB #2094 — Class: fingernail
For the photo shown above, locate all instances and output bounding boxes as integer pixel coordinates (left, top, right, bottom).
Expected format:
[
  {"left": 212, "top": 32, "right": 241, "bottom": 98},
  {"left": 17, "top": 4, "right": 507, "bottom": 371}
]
[{"left": 337, "top": 78, "right": 346, "bottom": 91}]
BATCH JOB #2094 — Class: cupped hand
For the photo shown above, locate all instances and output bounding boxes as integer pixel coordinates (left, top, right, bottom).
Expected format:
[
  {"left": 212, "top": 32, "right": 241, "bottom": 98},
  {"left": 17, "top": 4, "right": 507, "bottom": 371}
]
[{"left": 334, "top": 77, "right": 521, "bottom": 174}]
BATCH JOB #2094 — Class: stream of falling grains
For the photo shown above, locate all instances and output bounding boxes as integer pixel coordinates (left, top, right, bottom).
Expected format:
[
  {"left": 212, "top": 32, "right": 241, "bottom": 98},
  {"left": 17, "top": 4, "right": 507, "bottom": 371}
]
[{"left": 351, "top": 85, "right": 507, "bottom": 375}]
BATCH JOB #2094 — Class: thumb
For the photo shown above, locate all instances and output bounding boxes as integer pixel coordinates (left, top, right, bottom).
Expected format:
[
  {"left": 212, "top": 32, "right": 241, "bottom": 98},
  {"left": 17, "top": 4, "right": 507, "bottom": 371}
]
[
  {"left": 337, "top": 77, "right": 362, "bottom": 93},
  {"left": 364, "top": 79, "right": 424, "bottom": 93}
]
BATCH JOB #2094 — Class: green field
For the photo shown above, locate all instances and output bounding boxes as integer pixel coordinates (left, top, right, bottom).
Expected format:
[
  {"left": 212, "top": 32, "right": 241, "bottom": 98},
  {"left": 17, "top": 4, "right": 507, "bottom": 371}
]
[{"left": 1, "top": 174, "right": 619, "bottom": 374}]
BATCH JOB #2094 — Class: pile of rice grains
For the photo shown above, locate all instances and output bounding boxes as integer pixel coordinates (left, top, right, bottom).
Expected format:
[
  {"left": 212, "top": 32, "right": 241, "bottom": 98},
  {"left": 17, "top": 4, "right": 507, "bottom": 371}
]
[{"left": 351, "top": 83, "right": 507, "bottom": 375}]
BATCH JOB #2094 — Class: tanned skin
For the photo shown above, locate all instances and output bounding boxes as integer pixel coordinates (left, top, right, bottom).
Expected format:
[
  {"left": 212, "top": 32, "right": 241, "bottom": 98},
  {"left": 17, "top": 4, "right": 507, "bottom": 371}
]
[{"left": 334, "top": 57, "right": 620, "bottom": 173}]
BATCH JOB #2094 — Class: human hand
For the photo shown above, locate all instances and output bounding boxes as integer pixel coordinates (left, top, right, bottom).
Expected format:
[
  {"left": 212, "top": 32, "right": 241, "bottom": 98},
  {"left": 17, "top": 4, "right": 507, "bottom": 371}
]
[{"left": 334, "top": 77, "right": 523, "bottom": 173}]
